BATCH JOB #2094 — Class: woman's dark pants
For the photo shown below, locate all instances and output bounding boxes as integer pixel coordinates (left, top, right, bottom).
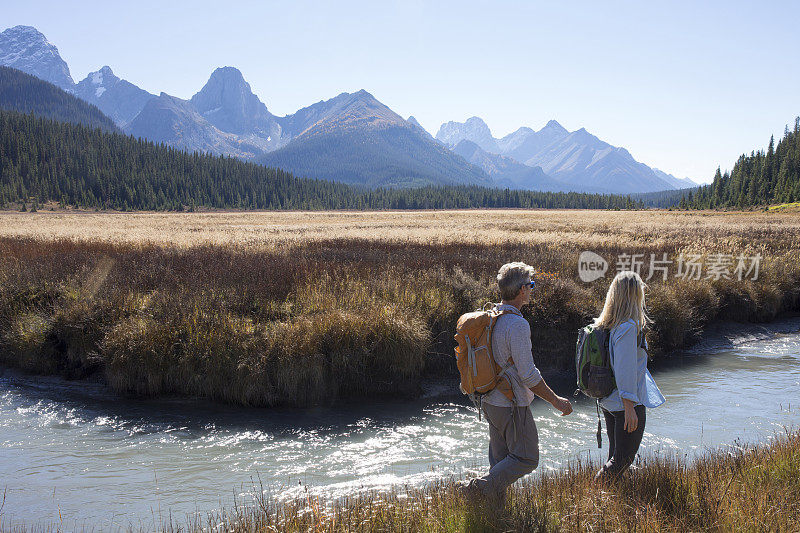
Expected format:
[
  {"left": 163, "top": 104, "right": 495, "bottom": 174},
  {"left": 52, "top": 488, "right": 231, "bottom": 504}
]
[{"left": 596, "top": 404, "right": 646, "bottom": 479}]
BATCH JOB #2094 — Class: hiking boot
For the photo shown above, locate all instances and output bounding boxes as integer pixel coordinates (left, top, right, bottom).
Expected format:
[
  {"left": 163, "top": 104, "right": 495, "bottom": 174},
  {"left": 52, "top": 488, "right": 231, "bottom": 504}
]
[
  {"left": 455, "top": 479, "right": 483, "bottom": 501},
  {"left": 456, "top": 480, "right": 507, "bottom": 510}
]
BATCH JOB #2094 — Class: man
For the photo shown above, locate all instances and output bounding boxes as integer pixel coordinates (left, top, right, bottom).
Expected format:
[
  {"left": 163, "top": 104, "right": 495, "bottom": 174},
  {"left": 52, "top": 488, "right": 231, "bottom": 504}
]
[{"left": 465, "top": 262, "right": 573, "bottom": 505}]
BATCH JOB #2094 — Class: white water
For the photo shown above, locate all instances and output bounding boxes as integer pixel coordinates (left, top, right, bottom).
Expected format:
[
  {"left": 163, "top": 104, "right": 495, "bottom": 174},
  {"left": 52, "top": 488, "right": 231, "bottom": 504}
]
[{"left": 1, "top": 318, "right": 799, "bottom": 529}]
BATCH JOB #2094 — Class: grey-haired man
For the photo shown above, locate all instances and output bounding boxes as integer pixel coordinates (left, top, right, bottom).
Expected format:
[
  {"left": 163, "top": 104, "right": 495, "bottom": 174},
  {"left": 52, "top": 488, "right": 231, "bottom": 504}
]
[{"left": 464, "top": 262, "right": 572, "bottom": 505}]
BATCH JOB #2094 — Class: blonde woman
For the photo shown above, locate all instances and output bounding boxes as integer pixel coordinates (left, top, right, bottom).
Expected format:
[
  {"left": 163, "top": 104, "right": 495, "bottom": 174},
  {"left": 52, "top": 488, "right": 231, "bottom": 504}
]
[{"left": 594, "top": 271, "right": 665, "bottom": 480}]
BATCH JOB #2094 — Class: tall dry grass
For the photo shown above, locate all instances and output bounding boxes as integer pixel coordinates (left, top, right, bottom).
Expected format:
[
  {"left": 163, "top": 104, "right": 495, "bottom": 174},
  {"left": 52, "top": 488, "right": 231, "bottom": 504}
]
[
  {"left": 172, "top": 429, "right": 800, "bottom": 532},
  {"left": 2, "top": 209, "right": 800, "bottom": 249},
  {"left": 0, "top": 210, "right": 799, "bottom": 406}
]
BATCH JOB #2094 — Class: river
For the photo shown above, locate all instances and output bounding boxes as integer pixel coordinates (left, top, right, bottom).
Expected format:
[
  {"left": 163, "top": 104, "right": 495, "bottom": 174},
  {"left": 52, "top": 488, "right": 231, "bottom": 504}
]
[{"left": 2, "top": 317, "right": 799, "bottom": 529}]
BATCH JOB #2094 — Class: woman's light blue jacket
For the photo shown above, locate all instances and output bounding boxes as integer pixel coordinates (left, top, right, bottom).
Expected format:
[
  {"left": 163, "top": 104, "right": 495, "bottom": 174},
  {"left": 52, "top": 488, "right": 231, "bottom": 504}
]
[{"left": 599, "top": 318, "right": 665, "bottom": 412}]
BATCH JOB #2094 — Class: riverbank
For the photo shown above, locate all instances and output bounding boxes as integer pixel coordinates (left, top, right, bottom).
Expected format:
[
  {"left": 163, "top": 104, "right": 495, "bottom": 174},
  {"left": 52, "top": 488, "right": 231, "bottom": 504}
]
[
  {"left": 1, "top": 318, "right": 798, "bottom": 528},
  {"left": 166, "top": 429, "right": 800, "bottom": 531},
  {"left": 1, "top": 210, "right": 799, "bottom": 407}
]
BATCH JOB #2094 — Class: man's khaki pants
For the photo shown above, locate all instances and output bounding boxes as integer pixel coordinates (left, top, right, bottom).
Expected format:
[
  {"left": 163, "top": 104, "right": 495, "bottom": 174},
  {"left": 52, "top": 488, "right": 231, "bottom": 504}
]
[{"left": 470, "top": 402, "right": 540, "bottom": 500}]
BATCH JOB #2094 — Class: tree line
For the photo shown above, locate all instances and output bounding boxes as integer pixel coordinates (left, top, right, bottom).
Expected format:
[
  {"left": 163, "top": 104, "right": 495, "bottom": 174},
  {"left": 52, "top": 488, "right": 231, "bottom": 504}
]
[
  {"left": 0, "top": 110, "right": 643, "bottom": 211},
  {"left": 678, "top": 118, "right": 800, "bottom": 209},
  {"left": 0, "top": 66, "right": 117, "bottom": 132}
]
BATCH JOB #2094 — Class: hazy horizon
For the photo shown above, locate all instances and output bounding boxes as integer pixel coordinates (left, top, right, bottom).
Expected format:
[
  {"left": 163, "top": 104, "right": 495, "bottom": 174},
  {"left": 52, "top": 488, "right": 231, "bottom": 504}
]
[{"left": 4, "top": 0, "right": 799, "bottom": 184}]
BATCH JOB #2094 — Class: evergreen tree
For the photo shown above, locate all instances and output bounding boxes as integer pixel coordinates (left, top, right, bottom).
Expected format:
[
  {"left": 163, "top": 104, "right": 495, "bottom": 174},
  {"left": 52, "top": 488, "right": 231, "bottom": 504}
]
[
  {"left": 0, "top": 110, "right": 645, "bottom": 212},
  {"left": 674, "top": 118, "right": 800, "bottom": 209},
  {"left": 0, "top": 66, "right": 117, "bottom": 132}
]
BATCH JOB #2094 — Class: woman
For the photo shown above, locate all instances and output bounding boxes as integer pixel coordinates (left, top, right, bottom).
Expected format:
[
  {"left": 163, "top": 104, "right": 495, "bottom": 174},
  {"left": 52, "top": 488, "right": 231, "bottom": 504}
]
[{"left": 594, "top": 271, "right": 665, "bottom": 480}]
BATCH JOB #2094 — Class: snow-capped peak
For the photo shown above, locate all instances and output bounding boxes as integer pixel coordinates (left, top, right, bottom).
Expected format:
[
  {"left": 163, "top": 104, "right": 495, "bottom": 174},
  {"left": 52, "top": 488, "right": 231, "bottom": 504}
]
[
  {"left": 436, "top": 116, "right": 499, "bottom": 152},
  {"left": 0, "top": 25, "right": 75, "bottom": 90},
  {"left": 90, "top": 66, "right": 115, "bottom": 84},
  {"left": 81, "top": 66, "right": 120, "bottom": 98}
]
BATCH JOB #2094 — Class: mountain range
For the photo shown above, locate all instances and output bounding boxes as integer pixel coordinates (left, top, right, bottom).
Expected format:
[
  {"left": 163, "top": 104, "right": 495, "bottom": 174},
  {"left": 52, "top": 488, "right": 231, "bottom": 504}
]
[
  {"left": 436, "top": 117, "right": 697, "bottom": 193},
  {"left": 0, "top": 25, "right": 74, "bottom": 91},
  {"left": 450, "top": 140, "right": 585, "bottom": 193},
  {"left": 0, "top": 66, "right": 117, "bottom": 132},
  {"left": 257, "top": 90, "right": 490, "bottom": 187},
  {"left": 0, "top": 24, "right": 697, "bottom": 193},
  {"left": 74, "top": 65, "right": 155, "bottom": 127}
]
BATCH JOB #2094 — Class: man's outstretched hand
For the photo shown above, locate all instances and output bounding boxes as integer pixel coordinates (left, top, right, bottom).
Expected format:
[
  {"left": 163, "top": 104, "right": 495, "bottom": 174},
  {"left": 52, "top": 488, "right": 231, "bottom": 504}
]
[
  {"left": 530, "top": 379, "right": 573, "bottom": 416},
  {"left": 553, "top": 396, "right": 573, "bottom": 416}
]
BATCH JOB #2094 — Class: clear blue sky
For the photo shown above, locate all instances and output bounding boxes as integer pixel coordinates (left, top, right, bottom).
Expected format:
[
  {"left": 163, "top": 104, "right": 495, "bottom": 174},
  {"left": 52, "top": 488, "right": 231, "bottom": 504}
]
[{"left": 4, "top": 1, "right": 799, "bottom": 183}]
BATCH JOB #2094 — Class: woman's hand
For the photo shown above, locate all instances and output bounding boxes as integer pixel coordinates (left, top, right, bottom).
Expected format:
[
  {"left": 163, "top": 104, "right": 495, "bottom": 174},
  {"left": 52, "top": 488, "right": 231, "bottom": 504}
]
[{"left": 623, "top": 400, "right": 638, "bottom": 432}]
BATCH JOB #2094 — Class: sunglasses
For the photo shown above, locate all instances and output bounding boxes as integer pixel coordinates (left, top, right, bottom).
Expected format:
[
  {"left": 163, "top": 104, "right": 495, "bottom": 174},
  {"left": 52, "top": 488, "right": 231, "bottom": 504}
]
[{"left": 522, "top": 279, "right": 535, "bottom": 289}]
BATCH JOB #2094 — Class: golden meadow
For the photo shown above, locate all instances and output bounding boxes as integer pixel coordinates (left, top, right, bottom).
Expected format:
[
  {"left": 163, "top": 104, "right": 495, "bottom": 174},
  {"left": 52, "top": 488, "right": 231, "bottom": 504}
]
[{"left": 1, "top": 209, "right": 799, "bottom": 407}]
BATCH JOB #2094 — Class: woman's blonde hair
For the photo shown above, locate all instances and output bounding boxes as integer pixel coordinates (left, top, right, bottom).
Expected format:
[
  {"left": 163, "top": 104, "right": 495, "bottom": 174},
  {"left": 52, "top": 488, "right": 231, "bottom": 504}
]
[{"left": 593, "top": 271, "right": 649, "bottom": 333}]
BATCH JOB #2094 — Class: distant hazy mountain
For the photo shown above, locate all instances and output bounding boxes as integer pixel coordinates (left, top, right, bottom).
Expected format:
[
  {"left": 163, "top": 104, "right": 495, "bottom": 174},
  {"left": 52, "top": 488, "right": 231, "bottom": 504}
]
[
  {"left": 526, "top": 128, "right": 675, "bottom": 193},
  {"left": 436, "top": 117, "right": 499, "bottom": 153},
  {"left": 652, "top": 168, "right": 698, "bottom": 189},
  {"left": 127, "top": 81, "right": 493, "bottom": 188},
  {"left": 406, "top": 116, "right": 434, "bottom": 140},
  {"left": 452, "top": 140, "right": 581, "bottom": 192},
  {"left": 125, "top": 66, "right": 287, "bottom": 158},
  {"left": 498, "top": 120, "right": 570, "bottom": 163},
  {"left": 74, "top": 66, "right": 155, "bottom": 126},
  {"left": 437, "top": 115, "right": 693, "bottom": 193},
  {"left": 292, "top": 89, "right": 410, "bottom": 135},
  {"left": 275, "top": 92, "right": 360, "bottom": 139},
  {"left": 0, "top": 25, "right": 74, "bottom": 91},
  {"left": 3, "top": 24, "right": 694, "bottom": 194},
  {"left": 259, "top": 90, "right": 491, "bottom": 188},
  {"left": 0, "top": 26, "right": 153, "bottom": 127},
  {"left": 494, "top": 127, "right": 533, "bottom": 154},
  {"left": 0, "top": 66, "right": 117, "bottom": 132},
  {"left": 126, "top": 92, "right": 263, "bottom": 159},
  {"left": 190, "top": 66, "right": 286, "bottom": 152}
]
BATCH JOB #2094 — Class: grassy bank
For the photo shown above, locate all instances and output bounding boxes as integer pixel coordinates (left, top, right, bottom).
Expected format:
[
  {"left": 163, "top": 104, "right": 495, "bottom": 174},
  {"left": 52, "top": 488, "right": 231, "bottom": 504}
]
[
  {"left": 178, "top": 429, "right": 800, "bottom": 531},
  {"left": 768, "top": 201, "right": 800, "bottom": 212},
  {"left": 1, "top": 210, "right": 799, "bottom": 407}
]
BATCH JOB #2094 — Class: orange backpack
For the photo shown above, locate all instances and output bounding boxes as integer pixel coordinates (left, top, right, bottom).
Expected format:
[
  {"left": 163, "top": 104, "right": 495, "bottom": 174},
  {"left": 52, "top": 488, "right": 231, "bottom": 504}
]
[{"left": 454, "top": 304, "right": 516, "bottom": 416}]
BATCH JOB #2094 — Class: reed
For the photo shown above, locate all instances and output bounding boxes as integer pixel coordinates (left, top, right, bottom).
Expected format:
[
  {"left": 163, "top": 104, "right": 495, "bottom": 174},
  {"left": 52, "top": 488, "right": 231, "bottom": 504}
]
[
  {"left": 174, "top": 429, "right": 800, "bottom": 532},
  {"left": 0, "top": 210, "right": 799, "bottom": 406}
]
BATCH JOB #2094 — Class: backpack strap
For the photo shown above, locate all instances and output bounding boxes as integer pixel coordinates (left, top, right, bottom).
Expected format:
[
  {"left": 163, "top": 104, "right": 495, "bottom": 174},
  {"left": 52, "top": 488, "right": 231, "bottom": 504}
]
[
  {"left": 491, "top": 305, "right": 526, "bottom": 405},
  {"left": 495, "top": 305, "right": 523, "bottom": 318},
  {"left": 632, "top": 318, "right": 647, "bottom": 348},
  {"left": 602, "top": 327, "right": 611, "bottom": 363},
  {"left": 492, "top": 306, "right": 522, "bottom": 362},
  {"left": 596, "top": 399, "right": 603, "bottom": 448}
]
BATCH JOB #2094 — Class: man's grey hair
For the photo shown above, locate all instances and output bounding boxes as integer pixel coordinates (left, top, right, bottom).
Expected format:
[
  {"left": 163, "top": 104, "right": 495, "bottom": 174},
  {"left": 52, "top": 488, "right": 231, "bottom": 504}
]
[{"left": 497, "top": 262, "right": 536, "bottom": 301}]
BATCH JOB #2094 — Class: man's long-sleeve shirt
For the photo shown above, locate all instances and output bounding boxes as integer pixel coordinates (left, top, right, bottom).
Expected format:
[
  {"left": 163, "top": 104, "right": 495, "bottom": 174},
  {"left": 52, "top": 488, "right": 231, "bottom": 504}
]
[{"left": 484, "top": 304, "right": 542, "bottom": 407}]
